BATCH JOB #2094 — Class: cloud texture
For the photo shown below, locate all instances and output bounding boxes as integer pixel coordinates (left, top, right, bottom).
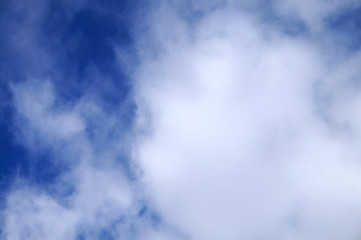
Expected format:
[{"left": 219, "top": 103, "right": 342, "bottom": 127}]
[
  {"left": 1, "top": 0, "right": 361, "bottom": 239},
  {"left": 135, "top": 1, "right": 361, "bottom": 240}
]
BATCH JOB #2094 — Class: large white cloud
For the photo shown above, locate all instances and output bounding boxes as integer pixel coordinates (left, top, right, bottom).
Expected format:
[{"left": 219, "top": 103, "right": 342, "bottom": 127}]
[
  {"left": 3, "top": 1, "right": 361, "bottom": 240},
  {"left": 135, "top": 2, "right": 361, "bottom": 240}
]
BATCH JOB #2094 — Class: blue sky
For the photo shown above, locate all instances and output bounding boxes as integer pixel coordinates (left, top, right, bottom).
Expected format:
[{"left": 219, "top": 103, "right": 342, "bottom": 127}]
[{"left": 0, "top": 0, "right": 361, "bottom": 239}]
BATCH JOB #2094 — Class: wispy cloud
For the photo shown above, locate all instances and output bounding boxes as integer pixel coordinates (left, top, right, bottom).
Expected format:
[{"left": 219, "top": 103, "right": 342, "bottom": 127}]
[{"left": 4, "top": 78, "right": 180, "bottom": 239}]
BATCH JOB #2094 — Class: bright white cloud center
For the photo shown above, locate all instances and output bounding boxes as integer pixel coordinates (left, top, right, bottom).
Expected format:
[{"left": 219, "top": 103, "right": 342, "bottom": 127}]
[{"left": 135, "top": 4, "right": 361, "bottom": 240}]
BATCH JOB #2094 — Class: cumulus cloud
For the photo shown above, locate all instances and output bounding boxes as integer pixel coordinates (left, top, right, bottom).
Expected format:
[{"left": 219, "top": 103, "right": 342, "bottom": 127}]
[
  {"left": 2, "top": 0, "right": 361, "bottom": 240},
  {"left": 134, "top": 1, "right": 361, "bottom": 240}
]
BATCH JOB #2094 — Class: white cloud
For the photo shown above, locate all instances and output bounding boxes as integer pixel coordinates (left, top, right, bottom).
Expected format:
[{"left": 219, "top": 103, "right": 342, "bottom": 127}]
[
  {"left": 3, "top": 1, "right": 361, "bottom": 240},
  {"left": 4, "top": 187, "right": 79, "bottom": 240},
  {"left": 4, "top": 79, "right": 180, "bottom": 240},
  {"left": 11, "top": 79, "right": 85, "bottom": 148},
  {"left": 273, "top": 0, "right": 361, "bottom": 31},
  {"left": 3, "top": 165, "right": 136, "bottom": 240},
  {"left": 135, "top": 2, "right": 361, "bottom": 240}
]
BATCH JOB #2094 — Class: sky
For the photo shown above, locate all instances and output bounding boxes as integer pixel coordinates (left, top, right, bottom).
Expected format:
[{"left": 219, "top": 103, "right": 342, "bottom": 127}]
[{"left": 0, "top": 0, "right": 361, "bottom": 239}]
